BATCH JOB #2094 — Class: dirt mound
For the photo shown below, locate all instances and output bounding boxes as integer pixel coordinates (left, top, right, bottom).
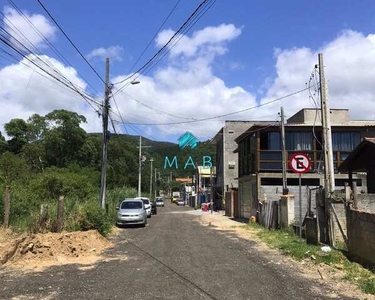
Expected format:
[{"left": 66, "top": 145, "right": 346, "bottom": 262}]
[{"left": 0, "top": 230, "right": 113, "bottom": 271}]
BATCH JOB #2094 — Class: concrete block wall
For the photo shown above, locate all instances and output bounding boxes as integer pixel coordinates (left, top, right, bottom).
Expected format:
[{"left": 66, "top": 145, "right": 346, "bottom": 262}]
[
  {"left": 261, "top": 185, "right": 316, "bottom": 224},
  {"left": 357, "top": 194, "right": 375, "bottom": 212},
  {"left": 347, "top": 208, "right": 375, "bottom": 265},
  {"left": 332, "top": 203, "right": 347, "bottom": 243}
]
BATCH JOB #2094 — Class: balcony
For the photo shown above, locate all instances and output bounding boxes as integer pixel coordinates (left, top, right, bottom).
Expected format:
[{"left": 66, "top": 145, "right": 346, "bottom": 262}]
[{"left": 258, "top": 150, "right": 351, "bottom": 173}]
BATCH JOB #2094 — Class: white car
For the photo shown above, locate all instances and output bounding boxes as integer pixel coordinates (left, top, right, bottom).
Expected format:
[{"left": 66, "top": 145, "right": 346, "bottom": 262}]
[
  {"left": 156, "top": 197, "right": 164, "bottom": 207},
  {"left": 177, "top": 199, "right": 185, "bottom": 206},
  {"left": 134, "top": 197, "right": 152, "bottom": 218},
  {"left": 116, "top": 199, "right": 147, "bottom": 227}
]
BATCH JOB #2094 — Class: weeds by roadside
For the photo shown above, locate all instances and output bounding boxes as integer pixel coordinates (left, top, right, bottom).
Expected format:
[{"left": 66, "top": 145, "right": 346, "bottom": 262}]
[{"left": 242, "top": 222, "right": 375, "bottom": 295}]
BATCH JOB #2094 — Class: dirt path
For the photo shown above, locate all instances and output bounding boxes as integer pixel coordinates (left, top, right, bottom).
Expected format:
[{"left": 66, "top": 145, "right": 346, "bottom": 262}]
[{"left": 197, "top": 211, "right": 374, "bottom": 300}]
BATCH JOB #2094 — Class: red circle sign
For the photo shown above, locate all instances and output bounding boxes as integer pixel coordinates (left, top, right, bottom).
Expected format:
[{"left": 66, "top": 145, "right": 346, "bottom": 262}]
[{"left": 289, "top": 153, "right": 311, "bottom": 174}]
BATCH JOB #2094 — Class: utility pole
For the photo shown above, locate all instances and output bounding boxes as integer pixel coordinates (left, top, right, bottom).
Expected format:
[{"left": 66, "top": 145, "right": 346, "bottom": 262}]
[
  {"left": 138, "top": 136, "right": 142, "bottom": 197},
  {"left": 281, "top": 106, "right": 288, "bottom": 195},
  {"left": 137, "top": 136, "right": 152, "bottom": 197},
  {"left": 154, "top": 168, "right": 157, "bottom": 198},
  {"left": 149, "top": 158, "right": 154, "bottom": 199},
  {"left": 99, "top": 58, "right": 110, "bottom": 209},
  {"left": 318, "top": 53, "right": 335, "bottom": 195}
]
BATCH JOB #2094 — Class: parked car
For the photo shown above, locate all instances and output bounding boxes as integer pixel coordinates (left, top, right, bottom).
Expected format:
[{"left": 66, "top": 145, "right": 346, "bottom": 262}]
[
  {"left": 150, "top": 200, "right": 157, "bottom": 215},
  {"left": 135, "top": 197, "right": 152, "bottom": 218},
  {"left": 116, "top": 198, "right": 147, "bottom": 227},
  {"left": 156, "top": 198, "right": 164, "bottom": 207},
  {"left": 177, "top": 199, "right": 185, "bottom": 206}
]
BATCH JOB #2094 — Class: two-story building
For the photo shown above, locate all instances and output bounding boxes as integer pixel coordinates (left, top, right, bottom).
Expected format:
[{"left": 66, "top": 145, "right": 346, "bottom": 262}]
[
  {"left": 211, "top": 121, "right": 268, "bottom": 210},
  {"left": 235, "top": 108, "right": 375, "bottom": 220}
]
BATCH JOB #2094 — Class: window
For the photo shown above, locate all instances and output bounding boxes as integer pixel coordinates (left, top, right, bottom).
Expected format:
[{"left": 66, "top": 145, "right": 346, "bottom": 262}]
[
  {"left": 268, "top": 132, "right": 281, "bottom": 150},
  {"left": 239, "top": 135, "right": 255, "bottom": 176},
  {"left": 121, "top": 201, "right": 142, "bottom": 209},
  {"left": 228, "top": 130, "right": 234, "bottom": 135},
  {"left": 286, "top": 132, "right": 312, "bottom": 150},
  {"left": 332, "top": 132, "right": 360, "bottom": 151}
]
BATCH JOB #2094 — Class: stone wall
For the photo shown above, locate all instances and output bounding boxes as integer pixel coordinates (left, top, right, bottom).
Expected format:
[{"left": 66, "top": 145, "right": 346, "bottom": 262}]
[{"left": 347, "top": 207, "right": 375, "bottom": 265}]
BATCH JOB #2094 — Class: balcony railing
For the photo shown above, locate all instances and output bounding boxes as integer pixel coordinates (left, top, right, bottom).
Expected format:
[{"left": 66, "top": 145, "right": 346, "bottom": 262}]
[{"left": 257, "top": 150, "right": 351, "bottom": 173}]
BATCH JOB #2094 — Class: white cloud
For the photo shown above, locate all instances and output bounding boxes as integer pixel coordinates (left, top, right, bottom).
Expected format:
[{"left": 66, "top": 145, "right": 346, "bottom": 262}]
[
  {"left": 0, "top": 54, "right": 102, "bottom": 135},
  {"left": 155, "top": 23, "right": 242, "bottom": 59},
  {"left": 87, "top": 46, "right": 124, "bottom": 62},
  {"left": 260, "top": 30, "right": 375, "bottom": 121},
  {"left": 1, "top": 23, "right": 375, "bottom": 144},
  {"left": 111, "top": 24, "right": 255, "bottom": 141},
  {"left": 3, "top": 6, "right": 56, "bottom": 49}
]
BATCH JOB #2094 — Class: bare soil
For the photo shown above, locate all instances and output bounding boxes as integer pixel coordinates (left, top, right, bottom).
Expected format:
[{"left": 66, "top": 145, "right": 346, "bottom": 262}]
[
  {"left": 198, "top": 212, "right": 375, "bottom": 300},
  {"left": 0, "top": 229, "right": 113, "bottom": 271}
]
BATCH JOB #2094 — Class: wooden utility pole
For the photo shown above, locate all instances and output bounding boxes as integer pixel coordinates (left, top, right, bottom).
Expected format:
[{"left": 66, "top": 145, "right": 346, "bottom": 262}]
[
  {"left": 99, "top": 58, "right": 110, "bottom": 209},
  {"left": 3, "top": 186, "right": 10, "bottom": 228},
  {"left": 281, "top": 106, "right": 288, "bottom": 195},
  {"left": 318, "top": 53, "right": 335, "bottom": 195}
]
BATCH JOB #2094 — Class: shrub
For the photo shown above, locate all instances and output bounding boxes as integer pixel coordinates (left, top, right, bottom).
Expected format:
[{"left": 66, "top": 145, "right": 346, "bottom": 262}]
[{"left": 65, "top": 201, "right": 112, "bottom": 236}]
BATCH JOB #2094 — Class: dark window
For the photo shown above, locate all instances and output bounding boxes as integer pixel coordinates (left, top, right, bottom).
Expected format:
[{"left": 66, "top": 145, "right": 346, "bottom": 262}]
[
  {"left": 121, "top": 201, "right": 142, "bottom": 209},
  {"left": 286, "top": 132, "right": 312, "bottom": 150},
  {"left": 332, "top": 132, "right": 360, "bottom": 151}
]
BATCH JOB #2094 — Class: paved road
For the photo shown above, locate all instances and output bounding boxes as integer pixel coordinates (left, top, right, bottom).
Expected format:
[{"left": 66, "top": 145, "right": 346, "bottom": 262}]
[{"left": 0, "top": 202, "right": 354, "bottom": 300}]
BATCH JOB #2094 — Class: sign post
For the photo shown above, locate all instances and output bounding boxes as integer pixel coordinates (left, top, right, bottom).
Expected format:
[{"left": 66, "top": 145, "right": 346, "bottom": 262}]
[{"left": 289, "top": 153, "right": 311, "bottom": 238}]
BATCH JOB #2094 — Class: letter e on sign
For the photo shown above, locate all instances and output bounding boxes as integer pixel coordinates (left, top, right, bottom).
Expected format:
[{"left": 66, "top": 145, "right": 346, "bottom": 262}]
[{"left": 289, "top": 153, "right": 311, "bottom": 174}]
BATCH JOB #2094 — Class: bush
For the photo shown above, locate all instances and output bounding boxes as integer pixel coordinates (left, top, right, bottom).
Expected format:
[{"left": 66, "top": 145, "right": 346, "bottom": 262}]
[{"left": 65, "top": 201, "right": 112, "bottom": 236}]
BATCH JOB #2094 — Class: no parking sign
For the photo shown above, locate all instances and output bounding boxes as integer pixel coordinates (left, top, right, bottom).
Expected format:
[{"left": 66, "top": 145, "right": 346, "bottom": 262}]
[
  {"left": 289, "top": 153, "right": 311, "bottom": 174},
  {"left": 289, "top": 153, "right": 311, "bottom": 238}
]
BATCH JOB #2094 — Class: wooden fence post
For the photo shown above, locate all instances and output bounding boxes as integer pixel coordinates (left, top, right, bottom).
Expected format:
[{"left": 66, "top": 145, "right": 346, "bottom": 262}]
[
  {"left": 39, "top": 204, "right": 49, "bottom": 232},
  {"left": 3, "top": 185, "right": 10, "bottom": 228},
  {"left": 56, "top": 195, "right": 64, "bottom": 233}
]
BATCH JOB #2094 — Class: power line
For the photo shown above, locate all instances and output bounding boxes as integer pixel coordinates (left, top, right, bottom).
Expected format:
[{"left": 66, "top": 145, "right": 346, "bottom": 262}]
[
  {"left": 120, "top": 86, "right": 311, "bottom": 126},
  {"left": 134, "top": 0, "right": 217, "bottom": 81},
  {"left": 113, "top": 0, "right": 216, "bottom": 94},
  {"left": 125, "top": 0, "right": 182, "bottom": 76},
  {"left": 36, "top": 0, "right": 106, "bottom": 86},
  {"left": 0, "top": 32, "right": 101, "bottom": 110},
  {"left": 6, "top": 0, "right": 99, "bottom": 95}
]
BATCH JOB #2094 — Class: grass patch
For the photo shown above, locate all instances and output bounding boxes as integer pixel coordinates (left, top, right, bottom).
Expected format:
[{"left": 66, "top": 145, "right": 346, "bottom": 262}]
[{"left": 244, "top": 222, "right": 375, "bottom": 295}]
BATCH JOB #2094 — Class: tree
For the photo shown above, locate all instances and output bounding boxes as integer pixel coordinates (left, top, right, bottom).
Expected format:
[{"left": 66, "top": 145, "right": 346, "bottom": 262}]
[
  {"left": 4, "top": 118, "right": 29, "bottom": 154},
  {"left": 0, "top": 131, "right": 7, "bottom": 154},
  {"left": 0, "top": 152, "right": 29, "bottom": 184},
  {"left": 27, "top": 114, "right": 47, "bottom": 142},
  {"left": 44, "top": 110, "right": 87, "bottom": 167}
]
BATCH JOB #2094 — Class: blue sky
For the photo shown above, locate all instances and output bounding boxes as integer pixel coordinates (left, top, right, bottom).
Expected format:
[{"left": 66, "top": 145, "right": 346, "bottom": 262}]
[{"left": 1, "top": 0, "right": 375, "bottom": 143}]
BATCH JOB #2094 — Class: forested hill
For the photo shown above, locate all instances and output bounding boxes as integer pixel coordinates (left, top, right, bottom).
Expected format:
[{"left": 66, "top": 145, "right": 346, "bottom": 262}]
[
  {"left": 0, "top": 109, "right": 215, "bottom": 195},
  {"left": 89, "top": 132, "right": 216, "bottom": 179}
]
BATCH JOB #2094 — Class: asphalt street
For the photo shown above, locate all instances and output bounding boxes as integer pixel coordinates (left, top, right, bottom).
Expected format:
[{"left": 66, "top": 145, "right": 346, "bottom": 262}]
[{"left": 0, "top": 201, "right": 355, "bottom": 300}]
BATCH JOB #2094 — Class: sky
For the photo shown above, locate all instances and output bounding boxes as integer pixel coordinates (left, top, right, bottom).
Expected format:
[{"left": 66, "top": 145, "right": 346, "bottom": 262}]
[{"left": 1, "top": 0, "right": 375, "bottom": 144}]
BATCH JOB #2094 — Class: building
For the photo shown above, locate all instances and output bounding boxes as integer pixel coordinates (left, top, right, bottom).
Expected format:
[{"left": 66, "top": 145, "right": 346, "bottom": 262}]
[
  {"left": 338, "top": 137, "right": 375, "bottom": 193},
  {"left": 211, "top": 121, "right": 266, "bottom": 210},
  {"left": 195, "top": 166, "right": 216, "bottom": 207},
  {"left": 235, "top": 108, "right": 375, "bottom": 220},
  {"left": 176, "top": 177, "right": 195, "bottom": 203}
]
